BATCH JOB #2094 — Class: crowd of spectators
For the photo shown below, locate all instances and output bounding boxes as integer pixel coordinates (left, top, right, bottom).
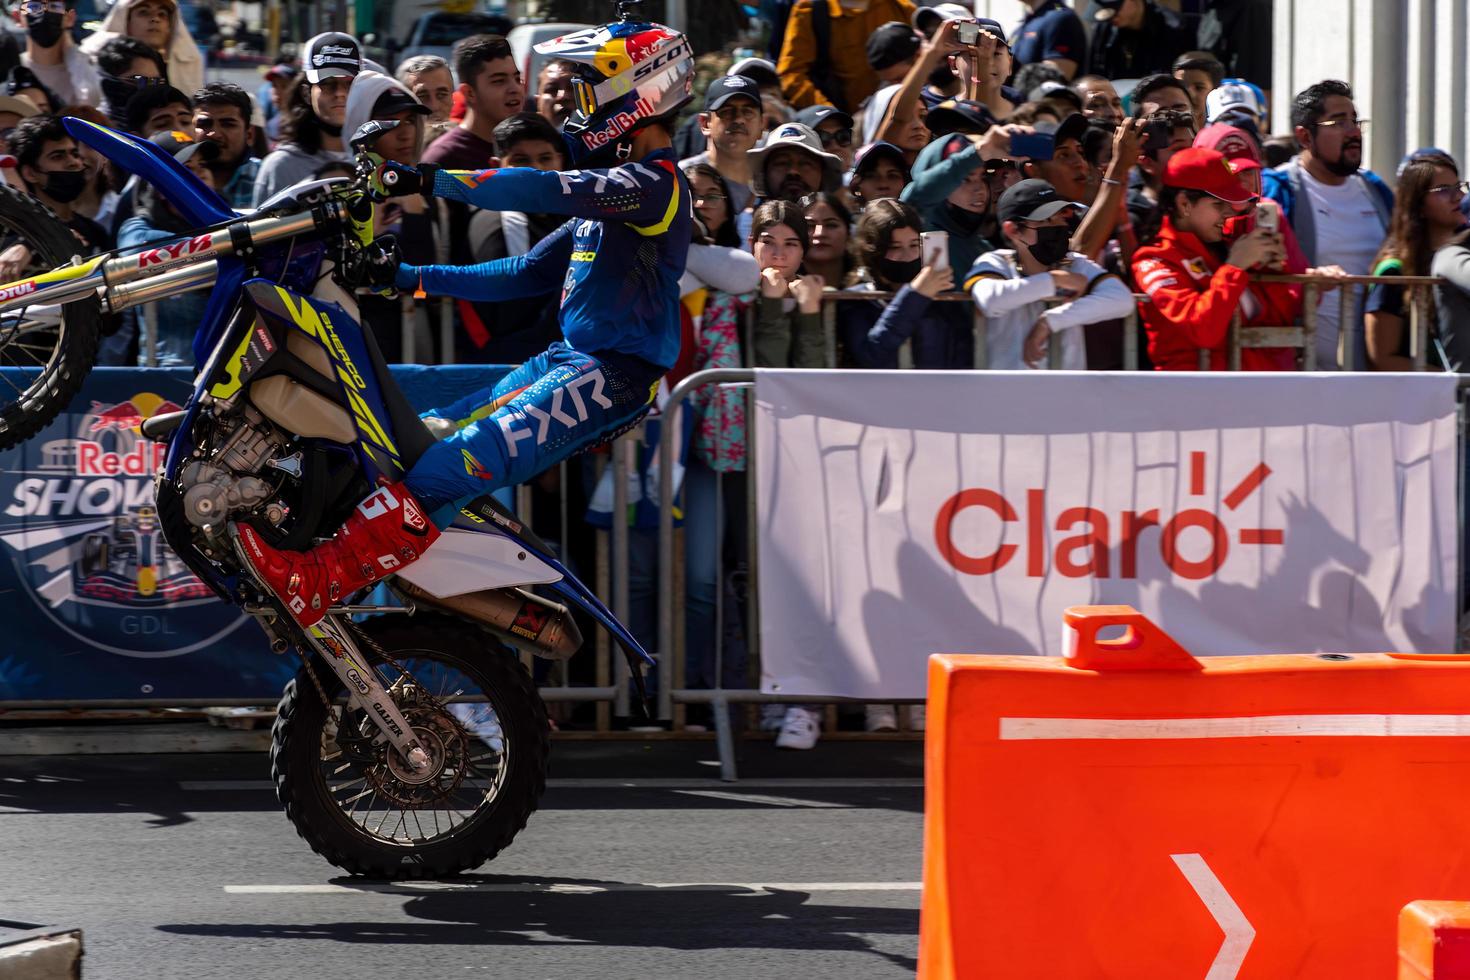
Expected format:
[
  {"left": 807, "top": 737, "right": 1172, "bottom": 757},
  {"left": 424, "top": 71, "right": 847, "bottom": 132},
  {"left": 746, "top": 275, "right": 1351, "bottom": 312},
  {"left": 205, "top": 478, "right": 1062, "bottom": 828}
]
[{"left": 10, "top": 1, "right": 1470, "bottom": 743}]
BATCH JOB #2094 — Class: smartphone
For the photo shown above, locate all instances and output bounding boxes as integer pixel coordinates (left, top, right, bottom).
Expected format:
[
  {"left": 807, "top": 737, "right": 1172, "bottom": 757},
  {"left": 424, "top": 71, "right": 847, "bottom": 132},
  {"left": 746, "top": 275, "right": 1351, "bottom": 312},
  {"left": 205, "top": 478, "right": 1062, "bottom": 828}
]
[
  {"left": 1008, "top": 132, "right": 1054, "bottom": 161},
  {"left": 1255, "top": 201, "right": 1280, "bottom": 234},
  {"left": 956, "top": 21, "right": 980, "bottom": 45},
  {"left": 921, "top": 230, "right": 950, "bottom": 270}
]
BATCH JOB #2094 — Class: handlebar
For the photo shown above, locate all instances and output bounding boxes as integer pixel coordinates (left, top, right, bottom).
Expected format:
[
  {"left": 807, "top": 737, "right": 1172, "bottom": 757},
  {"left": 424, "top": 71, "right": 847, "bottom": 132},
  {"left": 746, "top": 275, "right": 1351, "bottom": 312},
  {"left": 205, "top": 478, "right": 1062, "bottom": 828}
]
[{"left": 0, "top": 173, "right": 375, "bottom": 320}]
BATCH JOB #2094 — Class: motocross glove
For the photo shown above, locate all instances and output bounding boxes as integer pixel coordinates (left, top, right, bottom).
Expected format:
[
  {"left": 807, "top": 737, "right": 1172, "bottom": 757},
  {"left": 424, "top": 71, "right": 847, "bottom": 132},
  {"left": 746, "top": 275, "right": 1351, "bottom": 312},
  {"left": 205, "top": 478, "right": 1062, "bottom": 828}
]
[
  {"left": 368, "top": 161, "right": 438, "bottom": 203},
  {"left": 362, "top": 234, "right": 402, "bottom": 291}
]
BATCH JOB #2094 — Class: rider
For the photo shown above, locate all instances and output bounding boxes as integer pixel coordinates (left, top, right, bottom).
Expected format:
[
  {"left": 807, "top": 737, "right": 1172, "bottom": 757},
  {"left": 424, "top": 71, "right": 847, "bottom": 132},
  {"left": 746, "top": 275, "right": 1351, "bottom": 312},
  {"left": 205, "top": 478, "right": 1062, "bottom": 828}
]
[{"left": 236, "top": 12, "right": 694, "bottom": 628}]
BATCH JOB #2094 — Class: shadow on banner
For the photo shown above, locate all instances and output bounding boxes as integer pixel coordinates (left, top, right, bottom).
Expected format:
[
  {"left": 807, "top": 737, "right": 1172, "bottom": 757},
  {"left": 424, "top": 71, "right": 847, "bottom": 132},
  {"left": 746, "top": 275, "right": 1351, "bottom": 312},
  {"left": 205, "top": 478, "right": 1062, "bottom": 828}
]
[{"left": 0, "top": 364, "right": 511, "bottom": 702}]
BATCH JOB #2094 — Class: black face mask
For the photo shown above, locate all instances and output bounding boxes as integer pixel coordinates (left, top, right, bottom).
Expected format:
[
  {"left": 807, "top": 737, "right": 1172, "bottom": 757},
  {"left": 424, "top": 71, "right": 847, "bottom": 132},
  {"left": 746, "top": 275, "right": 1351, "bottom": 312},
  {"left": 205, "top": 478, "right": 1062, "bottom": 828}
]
[
  {"left": 25, "top": 12, "right": 64, "bottom": 49},
  {"left": 1025, "top": 224, "right": 1072, "bottom": 267},
  {"left": 877, "top": 256, "right": 923, "bottom": 285},
  {"left": 40, "top": 168, "right": 87, "bottom": 204},
  {"left": 944, "top": 201, "right": 986, "bottom": 236}
]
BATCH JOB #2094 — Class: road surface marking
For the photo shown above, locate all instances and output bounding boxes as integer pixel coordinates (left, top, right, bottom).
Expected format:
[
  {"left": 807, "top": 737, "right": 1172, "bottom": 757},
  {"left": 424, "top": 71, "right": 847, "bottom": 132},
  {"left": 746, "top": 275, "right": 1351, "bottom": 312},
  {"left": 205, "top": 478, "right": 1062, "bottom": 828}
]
[
  {"left": 670, "top": 790, "right": 849, "bottom": 808},
  {"left": 224, "top": 881, "right": 923, "bottom": 895},
  {"left": 181, "top": 777, "right": 921, "bottom": 791},
  {"left": 1171, "top": 853, "right": 1254, "bottom": 980},
  {"left": 999, "top": 714, "right": 1470, "bottom": 740}
]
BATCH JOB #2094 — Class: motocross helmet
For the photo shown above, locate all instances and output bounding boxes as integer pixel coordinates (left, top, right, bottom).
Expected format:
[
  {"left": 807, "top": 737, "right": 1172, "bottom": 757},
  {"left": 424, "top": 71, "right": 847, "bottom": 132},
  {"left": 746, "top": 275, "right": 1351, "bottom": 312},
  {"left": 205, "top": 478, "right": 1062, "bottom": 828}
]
[{"left": 533, "top": 6, "right": 694, "bottom": 167}]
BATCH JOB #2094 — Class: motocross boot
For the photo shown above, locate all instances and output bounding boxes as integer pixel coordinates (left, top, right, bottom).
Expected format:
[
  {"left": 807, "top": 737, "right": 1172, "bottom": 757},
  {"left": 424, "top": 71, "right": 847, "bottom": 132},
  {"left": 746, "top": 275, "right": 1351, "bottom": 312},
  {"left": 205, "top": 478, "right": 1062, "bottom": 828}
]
[{"left": 235, "top": 482, "right": 440, "bottom": 628}]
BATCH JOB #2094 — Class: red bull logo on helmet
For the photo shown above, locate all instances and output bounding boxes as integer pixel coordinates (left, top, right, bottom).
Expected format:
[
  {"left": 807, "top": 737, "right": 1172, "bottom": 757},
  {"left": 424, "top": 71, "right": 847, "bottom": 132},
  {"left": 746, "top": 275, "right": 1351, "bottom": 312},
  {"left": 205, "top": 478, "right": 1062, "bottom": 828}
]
[{"left": 579, "top": 96, "right": 656, "bottom": 150}]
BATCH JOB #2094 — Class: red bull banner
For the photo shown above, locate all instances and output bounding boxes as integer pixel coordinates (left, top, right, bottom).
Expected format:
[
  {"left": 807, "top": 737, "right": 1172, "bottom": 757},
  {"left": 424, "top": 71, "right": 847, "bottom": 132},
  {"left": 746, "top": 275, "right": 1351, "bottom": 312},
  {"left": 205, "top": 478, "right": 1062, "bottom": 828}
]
[
  {"left": 753, "top": 371, "right": 1461, "bottom": 699},
  {"left": 0, "top": 364, "right": 512, "bottom": 702}
]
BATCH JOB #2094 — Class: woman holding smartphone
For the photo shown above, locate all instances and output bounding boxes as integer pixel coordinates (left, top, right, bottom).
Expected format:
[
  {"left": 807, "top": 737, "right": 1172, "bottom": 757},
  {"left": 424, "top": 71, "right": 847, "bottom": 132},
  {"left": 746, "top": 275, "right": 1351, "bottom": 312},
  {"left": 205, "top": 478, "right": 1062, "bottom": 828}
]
[{"left": 838, "top": 199, "right": 971, "bottom": 369}]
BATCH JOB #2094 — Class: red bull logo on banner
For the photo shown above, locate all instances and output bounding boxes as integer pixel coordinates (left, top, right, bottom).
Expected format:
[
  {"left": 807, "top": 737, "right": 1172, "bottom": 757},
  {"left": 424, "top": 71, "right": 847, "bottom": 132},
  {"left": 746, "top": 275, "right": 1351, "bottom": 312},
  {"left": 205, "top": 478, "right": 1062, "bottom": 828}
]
[{"left": 0, "top": 387, "right": 248, "bottom": 660}]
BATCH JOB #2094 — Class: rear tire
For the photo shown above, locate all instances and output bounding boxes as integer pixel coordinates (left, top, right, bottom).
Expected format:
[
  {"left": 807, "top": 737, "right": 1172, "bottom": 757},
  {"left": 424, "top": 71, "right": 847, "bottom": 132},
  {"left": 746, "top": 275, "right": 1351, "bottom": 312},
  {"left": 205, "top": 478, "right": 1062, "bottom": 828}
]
[
  {"left": 271, "top": 614, "right": 550, "bottom": 878},
  {"left": 0, "top": 185, "right": 103, "bottom": 451}
]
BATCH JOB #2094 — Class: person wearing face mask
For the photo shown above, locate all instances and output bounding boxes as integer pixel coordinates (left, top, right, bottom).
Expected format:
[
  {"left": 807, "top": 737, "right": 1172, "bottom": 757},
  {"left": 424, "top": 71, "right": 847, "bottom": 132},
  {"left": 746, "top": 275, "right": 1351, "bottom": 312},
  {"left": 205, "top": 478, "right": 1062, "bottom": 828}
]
[
  {"left": 968, "top": 178, "right": 1135, "bottom": 370},
  {"left": 901, "top": 127, "right": 1022, "bottom": 284},
  {"left": 80, "top": 0, "right": 203, "bottom": 101},
  {"left": 252, "top": 32, "right": 362, "bottom": 206},
  {"left": 95, "top": 35, "right": 166, "bottom": 129},
  {"left": 1261, "top": 80, "right": 1393, "bottom": 369},
  {"left": 8, "top": 114, "right": 108, "bottom": 254},
  {"left": 1133, "top": 148, "right": 1303, "bottom": 371},
  {"left": 840, "top": 197, "right": 971, "bottom": 369},
  {"left": 15, "top": 0, "right": 98, "bottom": 108}
]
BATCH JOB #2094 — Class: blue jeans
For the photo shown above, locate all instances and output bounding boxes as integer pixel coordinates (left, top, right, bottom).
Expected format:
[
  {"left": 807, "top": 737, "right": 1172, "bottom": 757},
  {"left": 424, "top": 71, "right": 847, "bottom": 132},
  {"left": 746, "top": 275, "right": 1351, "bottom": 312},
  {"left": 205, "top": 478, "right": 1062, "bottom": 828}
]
[
  {"left": 624, "top": 461, "right": 747, "bottom": 693},
  {"left": 406, "top": 342, "right": 662, "bottom": 517}
]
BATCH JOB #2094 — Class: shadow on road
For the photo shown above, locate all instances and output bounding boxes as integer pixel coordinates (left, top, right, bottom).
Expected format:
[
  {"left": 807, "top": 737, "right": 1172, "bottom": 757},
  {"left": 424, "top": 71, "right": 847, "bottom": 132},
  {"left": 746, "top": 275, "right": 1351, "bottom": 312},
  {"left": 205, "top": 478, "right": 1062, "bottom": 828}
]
[{"left": 156, "top": 876, "right": 919, "bottom": 971}]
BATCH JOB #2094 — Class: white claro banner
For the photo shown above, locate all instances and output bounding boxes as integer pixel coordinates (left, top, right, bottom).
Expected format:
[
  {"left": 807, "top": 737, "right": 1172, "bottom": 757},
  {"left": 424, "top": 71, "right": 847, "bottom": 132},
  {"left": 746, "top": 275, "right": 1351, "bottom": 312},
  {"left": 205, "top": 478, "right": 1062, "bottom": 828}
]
[{"left": 754, "top": 371, "right": 1460, "bottom": 699}]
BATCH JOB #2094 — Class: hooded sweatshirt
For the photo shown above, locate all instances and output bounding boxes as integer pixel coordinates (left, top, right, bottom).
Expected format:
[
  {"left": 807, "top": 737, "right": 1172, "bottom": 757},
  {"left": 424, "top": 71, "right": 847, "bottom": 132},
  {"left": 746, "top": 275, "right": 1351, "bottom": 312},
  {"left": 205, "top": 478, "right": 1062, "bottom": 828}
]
[
  {"left": 81, "top": 0, "right": 204, "bottom": 100},
  {"left": 341, "top": 70, "right": 422, "bottom": 155}
]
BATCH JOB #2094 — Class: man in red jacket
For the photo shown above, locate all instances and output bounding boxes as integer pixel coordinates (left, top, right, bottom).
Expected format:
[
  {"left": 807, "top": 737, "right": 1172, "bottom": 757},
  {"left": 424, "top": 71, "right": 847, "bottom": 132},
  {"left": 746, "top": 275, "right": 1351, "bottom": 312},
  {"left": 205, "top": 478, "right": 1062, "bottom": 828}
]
[{"left": 1131, "top": 147, "right": 1300, "bottom": 370}]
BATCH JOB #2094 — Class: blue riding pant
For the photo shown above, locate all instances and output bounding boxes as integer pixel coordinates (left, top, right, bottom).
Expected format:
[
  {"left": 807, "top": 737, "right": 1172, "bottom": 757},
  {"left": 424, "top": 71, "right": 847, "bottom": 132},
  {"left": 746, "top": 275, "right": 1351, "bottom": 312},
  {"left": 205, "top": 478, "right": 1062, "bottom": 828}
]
[{"left": 404, "top": 342, "right": 662, "bottom": 522}]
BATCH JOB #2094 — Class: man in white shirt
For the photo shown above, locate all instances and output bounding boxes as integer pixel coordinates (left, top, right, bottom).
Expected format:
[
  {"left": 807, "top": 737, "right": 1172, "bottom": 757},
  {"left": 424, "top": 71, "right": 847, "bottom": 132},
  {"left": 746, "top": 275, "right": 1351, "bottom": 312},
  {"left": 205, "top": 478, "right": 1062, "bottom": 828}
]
[
  {"left": 1262, "top": 80, "right": 1393, "bottom": 369},
  {"left": 967, "top": 179, "right": 1136, "bottom": 369},
  {"left": 16, "top": 0, "right": 101, "bottom": 108}
]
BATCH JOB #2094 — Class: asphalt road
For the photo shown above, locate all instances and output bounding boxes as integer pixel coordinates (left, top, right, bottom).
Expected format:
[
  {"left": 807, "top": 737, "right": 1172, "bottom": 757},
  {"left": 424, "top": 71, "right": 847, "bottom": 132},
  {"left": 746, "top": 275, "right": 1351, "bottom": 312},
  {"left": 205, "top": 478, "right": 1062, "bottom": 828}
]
[{"left": 0, "top": 736, "right": 924, "bottom": 979}]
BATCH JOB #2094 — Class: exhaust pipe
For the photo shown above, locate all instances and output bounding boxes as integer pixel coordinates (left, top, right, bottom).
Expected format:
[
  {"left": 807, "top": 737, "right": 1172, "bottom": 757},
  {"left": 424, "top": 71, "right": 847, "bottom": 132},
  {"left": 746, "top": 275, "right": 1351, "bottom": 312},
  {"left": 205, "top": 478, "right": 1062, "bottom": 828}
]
[{"left": 395, "top": 582, "right": 583, "bottom": 661}]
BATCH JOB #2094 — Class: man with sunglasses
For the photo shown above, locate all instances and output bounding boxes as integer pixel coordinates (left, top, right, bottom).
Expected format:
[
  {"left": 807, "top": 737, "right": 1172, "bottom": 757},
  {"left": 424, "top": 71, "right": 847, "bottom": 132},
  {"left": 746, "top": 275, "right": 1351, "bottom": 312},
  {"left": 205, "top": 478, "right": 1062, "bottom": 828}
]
[
  {"left": 795, "top": 103, "right": 854, "bottom": 170},
  {"left": 15, "top": 0, "right": 99, "bottom": 108},
  {"left": 680, "top": 75, "right": 761, "bottom": 224},
  {"left": 95, "top": 35, "right": 166, "bottom": 129},
  {"left": 1261, "top": 79, "right": 1393, "bottom": 369}
]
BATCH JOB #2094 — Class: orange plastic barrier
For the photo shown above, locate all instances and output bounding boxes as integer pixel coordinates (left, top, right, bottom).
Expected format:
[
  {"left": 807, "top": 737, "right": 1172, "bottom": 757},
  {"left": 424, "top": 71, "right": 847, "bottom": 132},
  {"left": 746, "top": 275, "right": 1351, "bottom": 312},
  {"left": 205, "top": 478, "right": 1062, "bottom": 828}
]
[
  {"left": 1401, "top": 901, "right": 1470, "bottom": 979},
  {"left": 919, "top": 606, "right": 1470, "bottom": 979}
]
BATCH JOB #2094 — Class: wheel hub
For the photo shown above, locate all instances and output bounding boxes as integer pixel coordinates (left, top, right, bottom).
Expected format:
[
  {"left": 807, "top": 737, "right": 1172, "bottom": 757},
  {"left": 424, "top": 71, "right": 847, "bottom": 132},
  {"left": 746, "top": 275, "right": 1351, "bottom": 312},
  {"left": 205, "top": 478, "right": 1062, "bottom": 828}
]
[{"left": 365, "top": 706, "right": 470, "bottom": 806}]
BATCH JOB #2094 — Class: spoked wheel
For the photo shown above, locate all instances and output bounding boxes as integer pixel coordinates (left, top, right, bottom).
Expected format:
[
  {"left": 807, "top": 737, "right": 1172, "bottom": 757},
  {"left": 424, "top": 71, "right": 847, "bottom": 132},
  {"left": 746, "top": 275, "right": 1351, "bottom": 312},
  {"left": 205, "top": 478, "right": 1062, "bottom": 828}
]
[
  {"left": 271, "top": 613, "right": 550, "bottom": 878},
  {"left": 0, "top": 185, "right": 103, "bottom": 451}
]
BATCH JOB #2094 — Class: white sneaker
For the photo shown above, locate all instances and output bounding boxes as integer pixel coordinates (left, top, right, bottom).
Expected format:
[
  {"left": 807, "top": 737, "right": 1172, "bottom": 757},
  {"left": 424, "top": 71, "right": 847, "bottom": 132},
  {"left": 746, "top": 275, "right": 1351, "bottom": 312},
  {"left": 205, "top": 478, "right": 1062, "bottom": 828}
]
[
  {"left": 865, "top": 704, "right": 898, "bottom": 732},
  {"left": 907, "top": 704, "right": 926, "bottom": 732},
  {"left": 775, "top": 706, "right": 820, "bottom": 750},
  {"left": 759, "top": 703, "right": 787, "bottom": 732}
]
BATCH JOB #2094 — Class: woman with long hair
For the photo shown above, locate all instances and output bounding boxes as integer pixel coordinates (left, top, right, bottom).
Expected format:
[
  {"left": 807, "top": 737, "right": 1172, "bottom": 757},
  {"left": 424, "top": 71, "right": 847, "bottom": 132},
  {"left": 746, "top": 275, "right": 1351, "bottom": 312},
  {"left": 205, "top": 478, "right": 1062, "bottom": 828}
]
[
  {"left": 801, "top": 191, "right": 854, "bottom": 288},
  {"left": 840, "top": 198, "right": 966, "bottom": 369},
  {"left": 1367, "top": 153, "right": 1466, "bottom": 370}
]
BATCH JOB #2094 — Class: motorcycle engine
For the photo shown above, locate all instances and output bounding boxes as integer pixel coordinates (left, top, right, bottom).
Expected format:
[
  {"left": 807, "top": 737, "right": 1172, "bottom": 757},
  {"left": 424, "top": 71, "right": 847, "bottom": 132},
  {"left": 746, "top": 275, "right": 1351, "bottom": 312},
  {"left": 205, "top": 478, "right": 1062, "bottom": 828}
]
[{"left": 177, "top": 402, "right": 293, "bottom": 530}]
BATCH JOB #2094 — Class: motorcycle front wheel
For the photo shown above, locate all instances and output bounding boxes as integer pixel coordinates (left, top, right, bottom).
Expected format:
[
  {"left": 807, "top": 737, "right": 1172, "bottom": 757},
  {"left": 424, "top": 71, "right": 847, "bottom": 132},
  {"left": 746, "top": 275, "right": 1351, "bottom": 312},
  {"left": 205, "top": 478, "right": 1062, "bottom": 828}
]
[
  {"left": 0, "top": 185, "right": 103, "bottom": 451},
  {"left": 271, "top": 613, "right": 550, "bottom": 878}
]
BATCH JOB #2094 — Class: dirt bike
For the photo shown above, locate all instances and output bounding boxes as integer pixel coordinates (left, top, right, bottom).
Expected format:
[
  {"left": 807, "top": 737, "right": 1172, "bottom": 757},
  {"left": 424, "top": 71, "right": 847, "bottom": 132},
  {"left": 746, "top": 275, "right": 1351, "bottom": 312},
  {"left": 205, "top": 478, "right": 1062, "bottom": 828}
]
[{"left": 0, "top": 116, "right": 657, "bottom": 877}]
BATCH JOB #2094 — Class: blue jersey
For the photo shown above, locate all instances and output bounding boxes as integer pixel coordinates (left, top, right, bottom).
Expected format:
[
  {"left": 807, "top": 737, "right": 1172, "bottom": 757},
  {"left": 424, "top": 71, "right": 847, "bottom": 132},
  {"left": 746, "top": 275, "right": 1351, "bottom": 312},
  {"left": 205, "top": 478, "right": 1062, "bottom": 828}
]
[{"left": 396, "top": 148, "right": 691, "bottom": 369}]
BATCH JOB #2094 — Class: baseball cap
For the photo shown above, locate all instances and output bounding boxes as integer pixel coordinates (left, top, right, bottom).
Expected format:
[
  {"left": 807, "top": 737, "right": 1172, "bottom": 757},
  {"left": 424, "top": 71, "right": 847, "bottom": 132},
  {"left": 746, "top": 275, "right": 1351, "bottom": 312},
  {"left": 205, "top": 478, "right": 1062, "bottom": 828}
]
[
  {"left": 704, "top": 74, "right": 762, "bottom": 112},
  {"left": 746, "top": 122, "right": 843, "bottom": 197},
  {"left": 149, "top": 129, "right": 221, "bottom": 167},
  {"left": 795, "top": 104, "right": 854, "bottom": 132},
  {"left": 850, "top": 141, "right": 909, "bottom": 181},
  {"left": 997, "top": 179, "right": 1086, "bottom": 225},
  {"left": 1092, "top": 0, "right": 1125, "bottom": 20},
  {"left": 1035, "top": 112, "right": 1089, "bottom": 151},
  {"left": 924, "top": 98, "right": 999, "bottom": 137},
  {"left": 1194, "top": 123, "right": 1261, "bottom": 172},
  {"left": 264, "top": 63, "right": 298, "bottom": 82},
  {"left": 303, "top": 32, "right": 363, "bottom": 84},
  {"left": 371, "top": 87, "right": 430, "bottom": 119},
  {"left": 867, "top": 21, "right": 922, "bottom": 71},
  {"left": 912, "top": 3, "right": 972, "bottom": 36},
  {"left": 727, "top": 57, "right": 779, "bottom": 89},
  {"left": 1206, "top": 82, "right": 1260, "bottom": 123},
  {"left": 1164, "top": 147, "right": 1258, "bottom": 204}
]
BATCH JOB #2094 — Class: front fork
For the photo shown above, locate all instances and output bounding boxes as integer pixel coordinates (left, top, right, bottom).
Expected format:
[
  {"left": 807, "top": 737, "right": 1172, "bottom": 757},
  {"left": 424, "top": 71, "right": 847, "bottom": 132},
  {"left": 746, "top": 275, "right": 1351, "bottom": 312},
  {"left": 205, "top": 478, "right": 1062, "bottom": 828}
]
[{"left": 302, "top": 615, "right": 431, "bottom": 772}]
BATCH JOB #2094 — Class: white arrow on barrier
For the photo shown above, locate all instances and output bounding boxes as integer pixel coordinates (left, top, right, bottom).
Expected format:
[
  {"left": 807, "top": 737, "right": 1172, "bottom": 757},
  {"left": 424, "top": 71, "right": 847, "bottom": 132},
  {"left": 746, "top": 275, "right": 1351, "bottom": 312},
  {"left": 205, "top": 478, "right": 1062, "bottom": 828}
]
[{"left": 1171, "top": 852, "right": 1255, "bottom": 980}]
